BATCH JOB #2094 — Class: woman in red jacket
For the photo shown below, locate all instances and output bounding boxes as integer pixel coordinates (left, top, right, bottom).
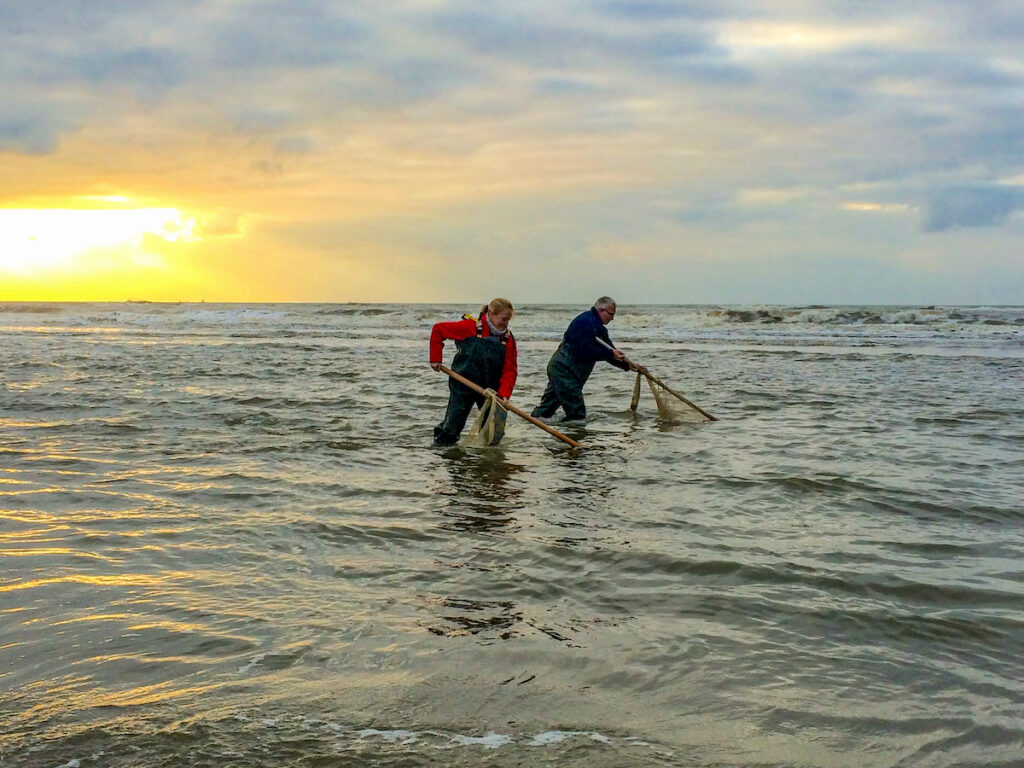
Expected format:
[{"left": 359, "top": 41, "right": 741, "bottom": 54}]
[{"left": 429, "top": 298, "right": 518, "bottom": 446}]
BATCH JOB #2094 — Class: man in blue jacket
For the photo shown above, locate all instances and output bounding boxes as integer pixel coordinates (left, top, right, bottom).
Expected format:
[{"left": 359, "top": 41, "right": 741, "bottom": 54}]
[{"left": 531, "top": 297, "right": 642, "bottom": 421}]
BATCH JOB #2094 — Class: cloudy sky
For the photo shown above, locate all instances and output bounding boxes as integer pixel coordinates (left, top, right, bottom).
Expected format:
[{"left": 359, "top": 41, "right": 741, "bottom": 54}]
[{"left": 2, "top": 0, "right": 1022, "bottom": 303}]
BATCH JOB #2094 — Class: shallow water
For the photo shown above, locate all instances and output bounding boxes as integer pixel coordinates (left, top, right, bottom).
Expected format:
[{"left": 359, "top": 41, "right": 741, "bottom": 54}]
[{"left": 1, "top": 302, "right": 1022, "bottom": 767}]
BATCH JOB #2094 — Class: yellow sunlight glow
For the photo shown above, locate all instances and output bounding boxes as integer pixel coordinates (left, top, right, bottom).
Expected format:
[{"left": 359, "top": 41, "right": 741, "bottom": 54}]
[
  {"left": 717, "top": 22, "right": 906, "bottom": 56},
  {"left": 843, "top": 201, "right": 911, "bottom": 213},
  {"left": 0, "top": 208, "right": 197, "bottom": 274}
]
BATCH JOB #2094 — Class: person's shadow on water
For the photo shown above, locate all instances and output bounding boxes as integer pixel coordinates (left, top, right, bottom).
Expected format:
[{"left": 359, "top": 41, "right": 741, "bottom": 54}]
[
  {"left": 422, "top": 448, "right": 531, "bottom": 641},
  {"left": 434, "top": 447, "right": 526, "bottom": 532}
]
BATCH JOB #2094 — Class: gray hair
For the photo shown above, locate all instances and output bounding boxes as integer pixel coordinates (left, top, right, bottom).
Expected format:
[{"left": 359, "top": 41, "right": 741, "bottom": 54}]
[{"left": 593, "top": 296, "right": 616, "bottom": 310}]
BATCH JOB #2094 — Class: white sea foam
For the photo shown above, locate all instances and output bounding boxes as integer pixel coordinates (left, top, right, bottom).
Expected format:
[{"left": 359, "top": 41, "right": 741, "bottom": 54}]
[
  {"left": 357, "top": 729, "right": 418, "bottom": 744},
  {"left": 529, "top": 730, "right": 574, "bottom": 745},
  {"left": 450, "top": 732, "right": 512, "bottom": 749},
  {"left": 246, "top": 715, "right": 618, "bottom": 752}
]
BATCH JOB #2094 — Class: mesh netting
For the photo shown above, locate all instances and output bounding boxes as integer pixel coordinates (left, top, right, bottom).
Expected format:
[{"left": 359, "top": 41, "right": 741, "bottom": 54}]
[
  {"left": 460, "top": 390, "right": 508, "bottom": 447},
  {"left": 646, "top": 374, "right": 713, "bottom": 423}
]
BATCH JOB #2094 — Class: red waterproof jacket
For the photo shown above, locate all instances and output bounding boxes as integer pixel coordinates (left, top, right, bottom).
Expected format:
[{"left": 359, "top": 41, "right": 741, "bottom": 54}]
[{"left": 429, "top": 314, "right": 518, "bottom": 399}]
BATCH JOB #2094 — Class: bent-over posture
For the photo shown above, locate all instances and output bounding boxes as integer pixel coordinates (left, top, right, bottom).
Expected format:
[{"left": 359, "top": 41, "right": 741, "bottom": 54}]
[
  {"left": 429, "top": 298, "right": 517, "bottom": 445},
  {"left": 531, "top": 296, "right": 637, "bottom": 421}
]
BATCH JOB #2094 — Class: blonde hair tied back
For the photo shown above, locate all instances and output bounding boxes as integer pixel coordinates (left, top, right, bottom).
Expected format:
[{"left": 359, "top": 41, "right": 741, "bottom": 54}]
[{"left": 482, "top": 298, "right": 514, "bottom": 317}]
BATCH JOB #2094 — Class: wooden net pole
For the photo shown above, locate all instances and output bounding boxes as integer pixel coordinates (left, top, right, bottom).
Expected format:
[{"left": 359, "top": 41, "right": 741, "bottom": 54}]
[
  {"left": 595, "top": 338, "right": 718, "bottom": 421},
  {"left": 437, "top": 365, "right": 584, "bottom": 448}
]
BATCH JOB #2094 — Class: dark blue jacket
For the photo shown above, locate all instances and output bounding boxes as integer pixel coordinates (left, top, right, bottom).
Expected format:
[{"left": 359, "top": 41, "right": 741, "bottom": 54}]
[{"left": 552, "top": 307, "right": 629, "bottom": 384}]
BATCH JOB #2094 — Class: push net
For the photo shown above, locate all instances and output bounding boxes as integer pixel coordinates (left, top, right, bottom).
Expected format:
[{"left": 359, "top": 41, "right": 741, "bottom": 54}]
[
  {"left": 460, "top": 390, "right": 508, "bottom": 447},
  {"left": 645, "top": 374, "right": 713, "bottom": 423}
]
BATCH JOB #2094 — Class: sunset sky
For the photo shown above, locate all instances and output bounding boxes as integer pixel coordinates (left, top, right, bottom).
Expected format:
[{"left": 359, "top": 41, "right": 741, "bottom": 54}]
[{"left": 2, "top": 1, "right": 1022, "bottom": 304}]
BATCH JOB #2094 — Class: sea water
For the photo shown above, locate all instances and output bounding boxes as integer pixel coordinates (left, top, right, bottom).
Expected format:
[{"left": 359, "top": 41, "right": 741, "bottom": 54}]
[{"left": 1, "top": 302, "right": 1022, "bottom": 767}]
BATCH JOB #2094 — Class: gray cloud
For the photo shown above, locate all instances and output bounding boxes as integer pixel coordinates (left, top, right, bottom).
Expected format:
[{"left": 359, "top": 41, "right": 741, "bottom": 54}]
[
  {"left": 596, "top": 0, "right": 729, "bottom": 22},
  {"left": 0, "top": 113, "right": 62, "bottom": 155},
  {"left": 0, "top": 0, "right": 183, "bottom": 31},
  {"left": 922, "top": 187, "right": 1024, "bottom": 232},
  {"left": 208, "top": 0, "right": 368, "bottom": 70},
  {"left": 77, "top": 47, "right": 186, "bottom": 91},
  {"left": 426, "top": 3, "right": 746, "bottom": 85}
]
